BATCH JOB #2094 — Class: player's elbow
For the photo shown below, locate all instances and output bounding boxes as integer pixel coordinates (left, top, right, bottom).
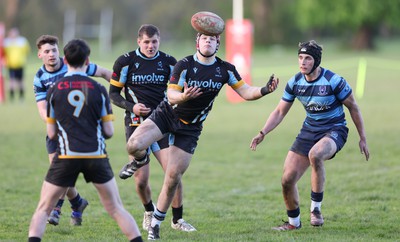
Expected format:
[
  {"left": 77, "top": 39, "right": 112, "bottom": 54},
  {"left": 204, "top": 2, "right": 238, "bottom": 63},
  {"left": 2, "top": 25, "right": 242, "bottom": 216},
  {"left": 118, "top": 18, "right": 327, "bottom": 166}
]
[
  {"left": 103, "top": 130, "right": 113, "bottom": 139},
  {"left": 167, "top": 92, "right": 182, "bottom": 105},
  {"left": 48, "top": 133, "right": 57, "bottom": 140},
  {"left": 102, "top": 121, "right": 114, "bottom": 139},
  {"left": 103, "top": 132, "right": 113, "bottom": 139}
]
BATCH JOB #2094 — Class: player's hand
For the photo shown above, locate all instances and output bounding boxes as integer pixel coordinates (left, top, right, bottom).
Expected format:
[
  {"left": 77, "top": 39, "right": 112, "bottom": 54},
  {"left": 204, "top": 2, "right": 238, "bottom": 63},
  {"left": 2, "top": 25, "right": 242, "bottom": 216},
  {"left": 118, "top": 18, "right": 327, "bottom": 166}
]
[
  {"left": 182, "top": 82, "right": 202, "bottom": 102},
  {"left": 250, "top": 132, "right": 265, "bottom": 151},
  {"left": 359, "top": 139, "right": 370, "bottom": 161},
  {"left": 133, "top": 103, "right": 151, "bottom": 116},
  {"left": 261, "top": 74, "right": 279, "bottom": 95}
]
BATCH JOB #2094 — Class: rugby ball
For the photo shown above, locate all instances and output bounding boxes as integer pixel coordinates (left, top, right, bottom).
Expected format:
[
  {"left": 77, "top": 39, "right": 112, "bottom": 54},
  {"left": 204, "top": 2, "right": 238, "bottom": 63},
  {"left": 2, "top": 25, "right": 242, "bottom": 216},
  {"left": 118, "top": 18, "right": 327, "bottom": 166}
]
[{"left": 191, "top": 11, "right": 225, "bottom": 36}]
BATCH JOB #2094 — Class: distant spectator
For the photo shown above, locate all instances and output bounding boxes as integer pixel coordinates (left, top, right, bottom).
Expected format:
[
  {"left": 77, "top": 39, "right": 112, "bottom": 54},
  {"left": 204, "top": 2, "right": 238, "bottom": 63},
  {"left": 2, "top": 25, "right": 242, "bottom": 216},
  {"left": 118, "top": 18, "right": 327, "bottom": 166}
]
[{"left": 4, "top": 27, "right": 30, "bottom": 101}]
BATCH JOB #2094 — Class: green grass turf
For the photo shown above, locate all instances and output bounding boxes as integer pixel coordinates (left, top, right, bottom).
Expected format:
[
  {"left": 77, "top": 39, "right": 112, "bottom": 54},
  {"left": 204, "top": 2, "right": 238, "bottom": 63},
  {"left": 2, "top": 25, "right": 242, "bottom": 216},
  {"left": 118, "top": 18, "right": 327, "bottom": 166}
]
[{"left": 0, "top": 39, "right": 399, "bottom": 241}]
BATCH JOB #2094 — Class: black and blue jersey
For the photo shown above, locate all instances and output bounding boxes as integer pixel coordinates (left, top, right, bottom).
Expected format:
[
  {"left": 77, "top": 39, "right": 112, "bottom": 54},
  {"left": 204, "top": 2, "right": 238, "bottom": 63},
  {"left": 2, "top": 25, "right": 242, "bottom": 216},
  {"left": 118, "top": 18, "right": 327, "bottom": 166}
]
[
  {"left": 110, "top": 49, "right": 176, "bottom": 126},
  {"left": 46, "top": 72, "right": 114, "bottom": 158},
  {"left": 168, "top": 54, "right": 244, "bottom": 124}
]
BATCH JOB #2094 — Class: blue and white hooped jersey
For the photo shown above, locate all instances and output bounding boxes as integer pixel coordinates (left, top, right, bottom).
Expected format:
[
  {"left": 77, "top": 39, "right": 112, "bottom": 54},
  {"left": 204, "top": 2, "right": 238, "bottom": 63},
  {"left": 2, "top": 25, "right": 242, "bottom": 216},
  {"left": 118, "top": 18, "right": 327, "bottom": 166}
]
[
  {"left": 33, "top": 57, "right": 98, "bottom": 102},
  {"left": 282, "top": 68, "right": 352, "bottom": 131}
]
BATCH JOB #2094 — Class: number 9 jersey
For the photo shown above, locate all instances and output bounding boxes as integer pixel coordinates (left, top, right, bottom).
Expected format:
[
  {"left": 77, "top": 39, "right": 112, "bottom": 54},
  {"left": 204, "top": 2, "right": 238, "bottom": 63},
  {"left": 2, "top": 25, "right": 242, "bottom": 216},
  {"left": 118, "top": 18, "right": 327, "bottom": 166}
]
[{"left": 46, "top": 73, "right": 114, "bottom": 158}]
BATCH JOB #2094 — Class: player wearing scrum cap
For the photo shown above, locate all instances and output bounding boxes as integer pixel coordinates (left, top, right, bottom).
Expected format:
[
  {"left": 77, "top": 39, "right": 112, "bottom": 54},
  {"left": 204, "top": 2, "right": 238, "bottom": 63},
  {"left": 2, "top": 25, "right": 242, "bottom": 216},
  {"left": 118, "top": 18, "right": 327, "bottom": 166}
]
[
  {"left": 118, "top": 13, "right": 279, "bottom": 240},
  {"left": 250, "top": 40, "right": 369, "bottom": 230}
]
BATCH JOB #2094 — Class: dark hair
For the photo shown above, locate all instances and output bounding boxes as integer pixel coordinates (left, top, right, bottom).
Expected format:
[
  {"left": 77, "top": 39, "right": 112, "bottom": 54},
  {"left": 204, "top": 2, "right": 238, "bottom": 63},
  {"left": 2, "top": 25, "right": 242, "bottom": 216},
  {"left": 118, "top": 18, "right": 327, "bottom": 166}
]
[
  {"left": 63, "top": 39, "right": 91, "bottom": 68},
  {"left": 36, "top": 35, "right": 59, "bottom": 49},
  {"left": 298, "top": 40, "right": 323, "bottom": 74},
  {"left": 138, "top": 24, "right": 160, "bottom": 39}
]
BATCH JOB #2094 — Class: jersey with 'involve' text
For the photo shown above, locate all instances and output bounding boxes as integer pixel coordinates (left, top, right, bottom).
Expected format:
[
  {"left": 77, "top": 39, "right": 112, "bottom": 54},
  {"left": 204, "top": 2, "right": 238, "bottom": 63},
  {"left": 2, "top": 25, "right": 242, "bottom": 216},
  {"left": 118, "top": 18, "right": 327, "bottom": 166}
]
[
  {"left": 110, "top": 49, "right": 176, "bottom": 124},
  {"left": 168, "top": 54, "right": 244, "bottom": 123}
]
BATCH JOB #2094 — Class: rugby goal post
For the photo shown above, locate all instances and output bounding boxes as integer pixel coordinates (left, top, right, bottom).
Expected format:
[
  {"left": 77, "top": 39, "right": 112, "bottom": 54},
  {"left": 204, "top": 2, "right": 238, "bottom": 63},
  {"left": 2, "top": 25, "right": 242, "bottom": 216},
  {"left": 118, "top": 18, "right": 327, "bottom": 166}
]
[
  {"left": 226, "top": 0, "right": 253, "bottom": 103},
  {"left": 63, "top": 9, "right": 113, "bottom": 55}
]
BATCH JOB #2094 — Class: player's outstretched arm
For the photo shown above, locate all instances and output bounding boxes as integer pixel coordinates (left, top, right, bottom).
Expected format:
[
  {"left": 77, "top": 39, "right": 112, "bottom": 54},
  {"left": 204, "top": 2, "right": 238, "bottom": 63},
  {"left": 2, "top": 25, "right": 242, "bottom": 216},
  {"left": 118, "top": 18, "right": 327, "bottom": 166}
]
[
  {"left": 250, "top": 100, "right": 292, "bottom": 151},
  {"left": 261, "top": 74, "right": 279, "bottom": 96},
  {"left": 235, "top": 74, "right": 279, "bottom": 100},
  {"left": 95, "top": 65, "right": 112, "bottom": 82}
]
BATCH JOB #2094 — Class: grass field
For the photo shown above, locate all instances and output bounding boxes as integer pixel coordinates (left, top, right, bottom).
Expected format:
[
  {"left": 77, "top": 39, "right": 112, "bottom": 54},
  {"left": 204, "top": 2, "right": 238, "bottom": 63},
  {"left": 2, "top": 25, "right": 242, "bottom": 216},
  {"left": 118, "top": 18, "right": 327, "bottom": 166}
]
[{"left": 1, "top": 39, "right": 399, "bottom": 241}]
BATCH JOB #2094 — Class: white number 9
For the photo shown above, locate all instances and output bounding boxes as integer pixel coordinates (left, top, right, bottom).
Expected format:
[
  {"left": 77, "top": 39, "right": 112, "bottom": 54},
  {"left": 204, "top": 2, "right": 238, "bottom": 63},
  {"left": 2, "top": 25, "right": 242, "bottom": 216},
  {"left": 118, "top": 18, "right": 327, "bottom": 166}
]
[{"left": 68, "top": 90, "right": 85, "bottom": 117}]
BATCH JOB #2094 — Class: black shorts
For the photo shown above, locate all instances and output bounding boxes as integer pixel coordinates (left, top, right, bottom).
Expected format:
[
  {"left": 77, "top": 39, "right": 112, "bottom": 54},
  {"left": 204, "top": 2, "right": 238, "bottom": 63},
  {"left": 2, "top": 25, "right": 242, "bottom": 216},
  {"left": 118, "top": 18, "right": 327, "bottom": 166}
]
[
  {"left": 149, "top": 101, "right": 202, "bottom": 154},
  {"left": 125, "top": 124, "right": 169, "bottom": 152},
  {"left": 45, "top": 156, "right": 114, "bottom": 187},
  {"left": 46, "top": 136, "right": 58, "bottom": 154},
  {"left": 290, "top": 125, "right": 348, "bottom": 159},
  {"left": 9, "top": 68, "right": 24, "bottom": 80}
]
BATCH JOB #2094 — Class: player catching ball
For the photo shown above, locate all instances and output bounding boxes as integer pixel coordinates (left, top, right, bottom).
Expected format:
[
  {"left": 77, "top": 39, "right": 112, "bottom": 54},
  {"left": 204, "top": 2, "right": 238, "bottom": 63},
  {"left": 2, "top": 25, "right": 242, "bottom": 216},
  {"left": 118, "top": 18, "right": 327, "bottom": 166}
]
[{"left": 117, "top": 11, "right": 279, "bottom": 240}]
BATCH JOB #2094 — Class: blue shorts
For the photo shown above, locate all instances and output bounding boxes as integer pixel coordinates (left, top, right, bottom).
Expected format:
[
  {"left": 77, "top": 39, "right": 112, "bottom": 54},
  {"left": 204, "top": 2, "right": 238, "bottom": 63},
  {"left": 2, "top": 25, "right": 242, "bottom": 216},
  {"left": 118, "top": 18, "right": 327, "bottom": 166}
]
[
  {"left": 149, "top": 101, "right": 202, "bottom": 154},
  {"left": 290, "top": 125, "right": 348, "bottom": 159},
  {"left": 45, "top": 156, "right": 114, "bottom": 187}
]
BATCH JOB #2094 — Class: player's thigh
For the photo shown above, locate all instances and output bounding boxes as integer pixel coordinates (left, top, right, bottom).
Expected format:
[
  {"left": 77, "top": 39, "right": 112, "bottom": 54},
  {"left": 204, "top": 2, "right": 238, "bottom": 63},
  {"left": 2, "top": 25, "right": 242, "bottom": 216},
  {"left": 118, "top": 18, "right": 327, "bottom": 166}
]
[
  {"left": 282, "top": 151, "right": 310, "bottom": 184},
  {"left": 38, "top": 181, "right": 67, "bottom": 210},
  {"left": 309, "top": 137, "right": 337, "bottom": 161},
  {"left": 93, "top": 178, "right": 122, "bottom": 209},
  {"left": 166, "top": 146, "right": 192, "bottom": 176}
]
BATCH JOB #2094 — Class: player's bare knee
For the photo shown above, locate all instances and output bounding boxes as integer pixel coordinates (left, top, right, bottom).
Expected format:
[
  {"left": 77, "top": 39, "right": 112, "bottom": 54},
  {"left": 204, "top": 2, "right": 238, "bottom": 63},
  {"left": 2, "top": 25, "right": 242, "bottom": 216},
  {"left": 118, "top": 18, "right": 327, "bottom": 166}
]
[
  {"left": 309, "top": 148, "right": 328, "bottom": 169},
  {"left": 309, "top": 151, "right": 321, "bottom": 162},
  {"left": 176, "top": 181, "right": 183, "bottom": 190},
  {"left": 281, "top": 174, "right": 297, "bottom": 188},
  {"left": 128, "top": 134, "right": 149, "bottom": 150},
  {"left": 106, "top": 206, "right": 120, "bottom": 219},
  {"left": 135, "top": 179, "right": 148, "bottom": 191},
  {"left": 281, "top": 181, "right": 292, "bottom": 195},
  {"left": 166, "top": 171, "right": 182, "bottom": 188},
  {"left": 126, "top": 139, "right": 141, "bottom": 155}
]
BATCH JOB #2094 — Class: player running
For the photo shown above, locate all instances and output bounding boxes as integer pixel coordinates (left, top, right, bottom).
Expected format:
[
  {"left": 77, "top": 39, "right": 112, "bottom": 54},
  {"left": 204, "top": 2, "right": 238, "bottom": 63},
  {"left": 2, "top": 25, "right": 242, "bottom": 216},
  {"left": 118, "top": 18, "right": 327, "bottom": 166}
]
[{"left": 33, "top": 35, "right": 111, "bottom": 226}]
